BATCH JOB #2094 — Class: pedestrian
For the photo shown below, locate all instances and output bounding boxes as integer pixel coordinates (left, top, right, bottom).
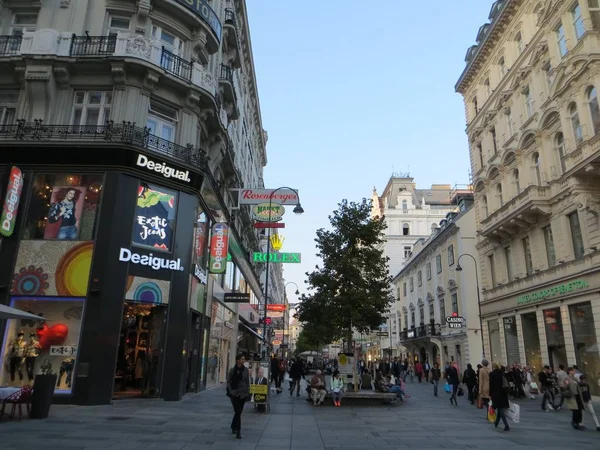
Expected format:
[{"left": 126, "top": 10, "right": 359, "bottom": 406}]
[
  {"left": 330, "top": 370, "right": 344, "bottom": 406},
  {"left": 478, "top": 359, "right": 491, "bottom": 415},
  {"left": 564, "top": 367, "right": 585, "bottom": 430},
  {"left": 445, "top": 361, "right": 460, "bottom": 405},
  {"left": 226, "top": 354, "right": 250, "bottom": 440},
  {"left": 539, "top": 365, "right": 556, "bottom": 411},
  {"left": 431, "top": 362, "right": 441, "bottom": 397},
  {"left": 579, "top": 374, "right": 600, "bottom": 431},
  {"left": 463, "top": 363, "right": 477, "bottom": 404},
  {"left": 415, "top": 360, "right": 423, "bottom": 383},
  {"left": 270, "top": 355, "right": 281, "bottom": 393},
  {"left": 554, "top": 364, "right": 568, "bottom": 410},
  {"left": 289, "top": 358, "right": 303, "bottom": 397},
  {"left": 489, "top": 362, "right": 510, "bottom": 431},
  {"left": 424, "top": 360, "right": 431, "bottom": 382}
]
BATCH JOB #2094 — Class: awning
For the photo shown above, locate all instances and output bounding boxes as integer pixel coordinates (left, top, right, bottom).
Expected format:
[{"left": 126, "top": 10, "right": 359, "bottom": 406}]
[{"left": 239, "top": 321, "right": 268, "bottom": 344}]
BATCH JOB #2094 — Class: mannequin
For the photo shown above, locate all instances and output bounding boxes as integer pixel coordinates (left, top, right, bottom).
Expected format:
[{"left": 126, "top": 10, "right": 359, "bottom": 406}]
[
  {"left": 57, "top": 357, "right": 75, "bottom": 388},
  {"left": 8, "top": 331, "right": 26, "bottom": 383},
  {"left": 24, "top": 332, "right": 42, "bottom": 381}
]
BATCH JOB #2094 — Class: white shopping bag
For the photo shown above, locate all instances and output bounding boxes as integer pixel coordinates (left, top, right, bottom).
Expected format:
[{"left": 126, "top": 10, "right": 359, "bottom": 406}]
[{"left": 506, "top": 401, "right": 520, "bottom": 423}]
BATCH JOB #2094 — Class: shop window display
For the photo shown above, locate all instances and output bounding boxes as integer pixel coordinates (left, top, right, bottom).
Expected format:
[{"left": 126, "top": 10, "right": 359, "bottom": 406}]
[
  {"left": 0, "top": 297, "right": 84, "bottom": 394},
  {"left": 22, "top": 174, "right": 103, "bottom": 240},
  {"left": 543, "top": 307, "right": 567, "bottom": 369},
  {"left": 206, "top": 302, "right": 234, "bottom": 388},
  {"left": 488, "top": 319, "right": 502, "bottom": 363},
  {"left": 569, "top": 302, "right": 600, "bottom": 396},
  {"left": 132, "top": 183, "right": 178, "bottom": 252},
  {"left": 503, "top": 316, "right": 520, "bottom": 365},
  {"left": 521, "top": 312, "right": 542, "bottom": 371}
]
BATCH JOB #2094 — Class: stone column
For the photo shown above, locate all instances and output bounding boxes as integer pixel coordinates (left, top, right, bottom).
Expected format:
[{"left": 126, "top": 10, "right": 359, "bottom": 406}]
[
  {"left": 560, "top": 304, "right": 577, "bottom": 366},
  {"left": 536, "top": 309, "right": 550, "bottom": 365}
]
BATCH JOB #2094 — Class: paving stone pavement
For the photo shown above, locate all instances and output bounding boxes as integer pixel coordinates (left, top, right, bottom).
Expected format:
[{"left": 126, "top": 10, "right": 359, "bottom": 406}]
[{"left": 1, "top": 378, "right": 599, "bottom": 449}]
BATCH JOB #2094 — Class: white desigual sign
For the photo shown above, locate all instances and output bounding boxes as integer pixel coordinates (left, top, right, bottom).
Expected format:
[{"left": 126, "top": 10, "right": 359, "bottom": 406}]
[
  {"left": 119, "top": 248, "right": 184, "bottom": 271},
  {"left": 136, "top": 154, "right": 191, "bottom": 182},
  {"left": 50, "top": 345, "right": 78, "bottom": 356},
  {"left": 236, "top": 188, "right": 299, "bottom": 205}
]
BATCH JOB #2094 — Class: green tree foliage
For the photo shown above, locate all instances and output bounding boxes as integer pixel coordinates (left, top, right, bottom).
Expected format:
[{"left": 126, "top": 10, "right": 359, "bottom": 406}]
[
  {"left": 293, "top": 325, "right": 325, "bottom": 355},
  {"left": 296, "top": 198, "right": 393, "bottom": 347}
]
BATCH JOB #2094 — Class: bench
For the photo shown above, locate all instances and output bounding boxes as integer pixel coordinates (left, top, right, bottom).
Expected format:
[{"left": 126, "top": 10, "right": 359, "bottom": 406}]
[{"left": 323, "top": 389, "right": 398, "bottom": 405}]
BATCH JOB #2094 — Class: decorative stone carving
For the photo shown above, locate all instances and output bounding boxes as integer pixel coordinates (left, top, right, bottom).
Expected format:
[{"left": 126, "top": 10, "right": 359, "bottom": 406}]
[
  {"left": 448, "top": 279, "right": 457, "bottom": 290},
  {"left": 60, "top": 0, "right": 71, "bottom": 7},
  {"left": 125, "top": 35, "right": 152, "bottom": 60},
  {"left": 111, "top": 62, "right": 127, "bottom": 87},
  {"left": 574, "top": 192, "right": 600, "bottom": 214},
  {"left": 143, "top": 70, "right": 160, "bottom": 90},
  {"left": 530, "top": 41, "right": 548, "bottom": 66},
  {"left": 536, "top": 0, "right": 561, "bottom": 26},
  {"left": 136, "top": 0, "right": 151, "bottom": 31},
  {"left": 186, "top": 90, "right": 200, "bottom": 109},
  {"left": 53, "top": 65, "right": 70, "bottom": 88}
]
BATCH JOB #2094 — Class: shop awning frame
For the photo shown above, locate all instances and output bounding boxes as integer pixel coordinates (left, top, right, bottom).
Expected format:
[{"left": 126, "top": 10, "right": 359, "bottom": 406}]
[{"left": 239, "top": 320, "right": 269, "bottom": 345}]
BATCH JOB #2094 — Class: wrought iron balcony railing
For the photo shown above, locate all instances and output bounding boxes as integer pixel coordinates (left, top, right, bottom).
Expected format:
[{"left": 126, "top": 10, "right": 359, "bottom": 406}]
[
  {"left": 0, "top": 120, "right": 208, "bottom": 169},
  {"left": 224, "top": 8, "right": 237, "bottom": 27},
  {"left": 219, "top": 63, "right": 234, "bottom": 84},
  {"left": 399, "top": 323, "right": 441, "bottom": 341},
  {"left": 0, "top": 35, "right": 22, "bottom": 56},
  {"left": 70, "top": 35, "right": 116, "bottom": 56},
  {"left": 160, "top": 47, "right": 193, "bottom": 82}
]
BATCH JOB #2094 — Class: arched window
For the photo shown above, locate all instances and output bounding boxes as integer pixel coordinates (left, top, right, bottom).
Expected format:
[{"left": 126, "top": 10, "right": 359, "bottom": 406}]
[
  {"left": 556, "top": 132, "right": 566, "bottom": 174},
  {"left": 570, "top": 102, "right": 583, "bottom": 144},
  {"left": 419, "top": 304, "right": 425, "bottom": 324},
  {"left": 588, "top": 86, "right": 600, "bottom": 135},
  {"left": 402, "top": 223, "right": 410, "bottom": 236},
  {"left": 482, "top": 195, "right": 488, "bottom": 218},
  {"left": 533, "top": 152, "right": 542, "bottom": 185},
  {"left": 512, "top": 169, "right": 520, "bottom": 195},
  {"left": 402, "top": 199, "right": 408, "bottom": 210},
  {"left": 496, "top": 183, "right": 503, "bottom": 207}
]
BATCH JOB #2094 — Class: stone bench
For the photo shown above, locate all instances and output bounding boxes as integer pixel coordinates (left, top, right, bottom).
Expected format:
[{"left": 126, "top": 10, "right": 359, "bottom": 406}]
[{"left": 323, "top": 389, "right": 398, "bottom": 405}]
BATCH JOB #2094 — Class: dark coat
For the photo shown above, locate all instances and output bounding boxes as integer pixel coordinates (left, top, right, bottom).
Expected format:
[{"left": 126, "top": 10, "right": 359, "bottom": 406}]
[
  {"left": 446, "top": 366, "right": 459, "bottom": 385},
  {"left": 290, "top": 361, "right": 303, "bottom": 379},
  {"left": 489, "top": 368, "right": 510, "bottom": 409}
]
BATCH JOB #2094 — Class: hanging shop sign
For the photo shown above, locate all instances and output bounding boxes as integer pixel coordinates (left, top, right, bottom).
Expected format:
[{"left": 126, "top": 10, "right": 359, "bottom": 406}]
[
  {"left": 1, "top": 166, "right": 24, "bottom": 237},
  {"left": 237, "top": 188, "right": 300, "bottom": 206},
  {"left": 136, "top": 154, "right": 191, "bottom": 182},
  {"left": 252, "top": 252, "right": 301, "bottom": 263},
  {"left": 193, "top": 264, "right": 207, "bottom": 284},
  {"left": 407, "top": 330, "right": 415, "bottom": 338},
  {"left": 118, "top": 248, "right": 184, "bottom": 271},
  {"left": 516, "top": 279, "right": 589, "bottom": 305},
  {"left": 173, "top": 0, "right": 222, "bottom": 41},
  {"left": 253, "top": 222, "right": 285, "bottom": 229},
  {"left": 269, "top": 234, "right": 285, "bottom": 251},
  {"left": 266, "top": 304, "right": 286, "bottom": 312},
  {"left": 224, "top": 292, "right": 250, "bottom": 303},
  {"left": 272, "top": 339, "right": 282, "bottom": 346},
  {"left": 446, "top": 316, "right": 465, "bottom": 329},
  {"left": 209, "top": 223, "right": 229, "bottom": 274},
  {"left": 252, "top": 202, "right": 285, "bottom": 222}
]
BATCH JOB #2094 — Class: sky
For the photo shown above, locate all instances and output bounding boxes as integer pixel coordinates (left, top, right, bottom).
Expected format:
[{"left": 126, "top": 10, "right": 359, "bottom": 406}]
[{"left": 246, "top": 0, "right": 494, "bottom": 304}]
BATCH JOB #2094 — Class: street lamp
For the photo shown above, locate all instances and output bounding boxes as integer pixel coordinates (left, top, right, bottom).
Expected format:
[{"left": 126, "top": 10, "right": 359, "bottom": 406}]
[
  {"left": 455, "top": 253, "right": 485, "bottom": 359},
  {"left": 262, "top": 187, "right": 303, "bottom": 361}
]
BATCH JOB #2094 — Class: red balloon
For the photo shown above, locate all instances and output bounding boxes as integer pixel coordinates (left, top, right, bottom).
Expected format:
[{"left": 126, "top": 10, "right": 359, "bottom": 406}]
[{"left": 37, "top": 324, "right": 69, "bottom": 349}]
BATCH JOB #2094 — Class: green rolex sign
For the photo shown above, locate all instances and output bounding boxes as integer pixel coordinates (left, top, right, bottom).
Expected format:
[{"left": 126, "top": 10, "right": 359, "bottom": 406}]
[
  {"left": 516, "top": 279, "right": 589, "bottom": 305},
  {"left": 253, "top": 252, "right": 301, "bottom": 263}
]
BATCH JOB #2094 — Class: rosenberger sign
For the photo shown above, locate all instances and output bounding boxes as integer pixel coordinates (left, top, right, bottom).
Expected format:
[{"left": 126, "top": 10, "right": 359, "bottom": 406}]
[
  {"left": 237, "top": 188, "right": 299, "bottom": 206},
  {"left": 209, "top": 223, "right": 229, "bottom": 274},
  {"left": 1, "top": 167, "right": 24, "bottom": 237}
]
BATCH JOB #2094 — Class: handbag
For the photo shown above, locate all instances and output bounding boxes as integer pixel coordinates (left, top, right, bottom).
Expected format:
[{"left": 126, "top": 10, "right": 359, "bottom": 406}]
[{"left": 444, "top": 383, "right": 452, "bottom": 394}]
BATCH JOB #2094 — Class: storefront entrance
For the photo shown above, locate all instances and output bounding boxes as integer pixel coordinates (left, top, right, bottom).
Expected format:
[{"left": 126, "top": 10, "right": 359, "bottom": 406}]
[
  {"left": 113, "top": 302, "right": 167, "bottom": 399},
  {"left": 185, "top": 311, "right": 202, "bottom": 393}
]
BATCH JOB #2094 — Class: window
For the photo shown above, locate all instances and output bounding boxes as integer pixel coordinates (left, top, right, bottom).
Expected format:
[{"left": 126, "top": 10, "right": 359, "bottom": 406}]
[
  {"left": 570, "top": 102, "right": 583, "bottom": 144},
  {"left": 482, "top": 195, "right": 488, "bottom": 218},
  {"left": 533, "top": 153, "right": 542, "bottom": 185},
  {"left": 411, "top": 310, "right": 415, "bottom": 327},
  {"left": 588, "top": 87, "right": 600, "bottom": 135},
  {"left": 543, "top": 62, "right": 554, "bottom": 91},
  {"left": 396, "top": 287, "right": 401, "bottom": 300},
  {"left": 426, "top": 262, "right": 432, "bottom": 280},
  {"left": 543, "top": 225, "right": 556, "bottom": 267},
  {"left": 0, "top": 92, "right": 18, "bottom": 125},
  {"left": 448, "top": 245, "right": 455, "bottom": 266},
  {"left": 419, "top": 304, "right": 425, "bottom": 324},
  {"left": 506, "top": 108, "right": 514, "bottom": 136},
  {"left": 402, "top": 199, "right": 408, "bottom": 210},
  {"left": 71, "top": 91, "right": 112, "bottom": 127},
  {"left": 10, "top": 13, "right": 37, "bottom": 36},
  {"left": 590, "top": 0, "right": 600, "bottom": 31},
  {"left": 572, "top": 4, "right": 585, "bottom": 40},
  {"left": 556, "top": 23, "right": 568, "bottom": 57},
  {"left": 477, "top": 143, "right": 484, "bottom": 169},
  {"left": 451, "top": 293, "right": 458, "bottom": 314},
  {"left": 409, "top": 277, "right": 414, "bottom": 292},
  {"left": 107, "top": 16, "right": 131, "bottom": 37},
  {"left": 499, "top": 57, "right": 506, "bottom": 77},
  {"left": 556, "top": 133, "right": 566, "bottom": 174},
  {"left": 152, "top": 26, "right": 182, "bottom": 55},
  {"left": 568, "top": 211, "right": 585, "bottom": 259},
  {"left": 403, "top": 282, "right": 407, "bottom": 296},
  {"left": 515, "top": 31, "right": 523, "bottom": 54},
  {"left": 402, "top": 223, "right": 410, "bottom": 235},
  {"left": 496, "top": 183, "right": 503, "bottom": 207},
  {"left": 491, "top": 127, "right": 498, "bottom": 154},
  {"left": 404, "top": 246, "right": 412, "bottom": 258},
  {"left": 488, "top": 254, "right": 496, "bottom": 286},
  {"left": 512, "top": 169, "right": 520, "bottom": 195},
  {"left": 429, "top": 303, "right": 435, "bottom": 321},
  {"left": 22, "top": 174, "right": 104, "bottom": 240},
  {"left": 523, "top": 86, "right": 533, "bottom": 118},
  {"left": 439, "top": 298, "right": 446, "bottom": 325},
  {"left": 147, "top": 101, "right": 178, "bottom": 147},
  {"left": 417, "top": 270, "right": 422, "bottom": 287},
  {"left": 403, "top": 314, "right": 408, "bottom": 330},
  {"left": 522, "top": 236, "right": 533, "bottom": 275},
  {"left": 436, "top": 254, "right": 442, "bottom": 274},
  {"left": 504, "top": 246, "right": 513, "bottom": 280}
]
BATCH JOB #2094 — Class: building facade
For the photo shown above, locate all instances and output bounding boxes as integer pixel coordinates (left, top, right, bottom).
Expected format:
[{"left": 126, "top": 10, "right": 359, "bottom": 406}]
[
  {"left": 0, "top": 0, "right": 279, "bottom": 404},
  {"left": 392, "top": 191, "right": 484, "bottom": 369},
  {"left": 456, "top": 0, "right": 600, "bottom": 395}
]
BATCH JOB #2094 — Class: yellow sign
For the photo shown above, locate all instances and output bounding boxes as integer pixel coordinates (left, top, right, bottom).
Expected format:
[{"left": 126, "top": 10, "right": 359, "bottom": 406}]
[
  {"left": 270, "top": 233, "right": 285, "bottom": 251},
  {"left": 250, "top": 384, "right": 268, "bottom": 395}
]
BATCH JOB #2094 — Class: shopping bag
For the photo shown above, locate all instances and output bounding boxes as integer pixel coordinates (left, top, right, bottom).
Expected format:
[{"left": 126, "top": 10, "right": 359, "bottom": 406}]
[
  {"left": 487, "top": 402, "right": 497, "bottom": 423},
  {"left": 506, "top": 401, "right": 520, "bottom": 423},
  {"left": 444, "top": 383, "right": 452, "bottom": 393},
  {"left": 530, "top": 381, "right": 538, "bottom": 390}
]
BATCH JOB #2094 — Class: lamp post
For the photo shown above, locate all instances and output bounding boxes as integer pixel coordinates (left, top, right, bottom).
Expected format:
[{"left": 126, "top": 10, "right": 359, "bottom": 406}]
[
  {"left": 455, "top": 253, "right": 485, "bottom": 359},
  {"left": 283, "top": 282, "right": 300, "bottom": 359},
  {"left": 261, "top": 187, "right": 303, "bottom": 361}
]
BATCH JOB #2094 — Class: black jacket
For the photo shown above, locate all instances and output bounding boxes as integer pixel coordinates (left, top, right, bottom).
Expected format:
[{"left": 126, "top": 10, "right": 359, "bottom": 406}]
[
  {"left": 463, "top": 368, "right": 477, "bottom": 387},
  {"left": 446, "top": 366, "right": 459, "bottom": 385},
  {"left": 489, "top": 369, "right": 510, "bottom": 409}
]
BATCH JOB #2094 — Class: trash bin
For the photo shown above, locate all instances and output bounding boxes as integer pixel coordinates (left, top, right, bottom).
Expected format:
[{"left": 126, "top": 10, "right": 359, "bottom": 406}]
[{"left": 30, "top": 374, "right": 57, "bottom": 419}]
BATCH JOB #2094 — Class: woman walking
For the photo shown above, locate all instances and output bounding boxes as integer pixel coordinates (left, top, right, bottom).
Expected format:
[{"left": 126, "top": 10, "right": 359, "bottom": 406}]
[
  {"left": 227, "top": 354, "right": 250, "bottom": 439},
  {"left": 489, "top": 362, "right": 510, "bottom": 431},
  {"left": 463, "top": 363, "right": 477, "bottom": 404},
  {"left": 445, "top": 362, "right": 460, "bottom": 405},
  {"left": 431, "top": 362, "right": 441, "bottom": 397},
  {"left": 564, "top": 367, "right": 585, "bottom": 430}
]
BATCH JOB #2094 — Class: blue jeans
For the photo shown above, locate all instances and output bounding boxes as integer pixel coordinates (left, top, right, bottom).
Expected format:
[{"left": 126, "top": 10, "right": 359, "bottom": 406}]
[
  {"left": 388, "top": 385, "right": 403, "bottom": 399},
  {"left": 433, "top": 379, "right": 439, "bottom": 396},
  {"left": 57, "top": 225, "right": 78, "bottom": 240}
]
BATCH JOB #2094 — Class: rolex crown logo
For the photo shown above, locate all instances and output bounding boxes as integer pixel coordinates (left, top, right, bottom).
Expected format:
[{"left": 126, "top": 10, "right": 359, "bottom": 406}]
[{"left": 270, "top": 234, "right": 285, "bottom": 251}]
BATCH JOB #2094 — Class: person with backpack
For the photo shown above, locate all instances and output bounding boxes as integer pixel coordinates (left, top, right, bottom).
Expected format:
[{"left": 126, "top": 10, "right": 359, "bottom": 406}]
[{"left": 579, "top": 374, "right": 600, "bottom": 431}]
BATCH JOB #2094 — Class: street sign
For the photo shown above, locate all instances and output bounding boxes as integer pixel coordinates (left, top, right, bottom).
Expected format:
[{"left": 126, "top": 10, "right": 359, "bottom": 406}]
[
  {"left": 446, "top": 316, "right": 465, "bottom": 329},
  {"left": 252, "top": 252, "right": 301, "bottom": 263},
  {"left": 253, "top": 222, "right": 285, "bottom": 229},
  {"left": 376, "top": 332, "right": 389, "bottom": 337}
]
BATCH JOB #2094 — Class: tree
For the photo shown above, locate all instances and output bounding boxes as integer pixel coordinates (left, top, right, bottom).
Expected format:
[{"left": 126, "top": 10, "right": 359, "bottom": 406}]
[
  {"left": 296, "top": 198, "right": 393, "bottom": 351},
  {"left": 293, "top": 325, "right": 325, "bottom": 356}
]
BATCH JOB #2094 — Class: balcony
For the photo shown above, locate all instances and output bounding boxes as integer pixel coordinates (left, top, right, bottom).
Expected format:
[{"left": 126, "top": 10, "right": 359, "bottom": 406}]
[
  {"left": 399, "top": 323, "right": 441, "bottom": 342},
  {"left": 219, "top": 64, "right": 239, "bottom": 120},
  {"left": 160, "top": 47, "right": 192, "bottom": 82},
  {"left": 0, "top": 35, "right": 22, "bottom": 56},
  {"left": 479, "top": 185, "right": 551, "bottom": 241},
  {"left": 70, "top": 35, "right": 116, "bottom": 57},
  {"left": 222, "top": 8, "right": 241, "bottom": 69}
]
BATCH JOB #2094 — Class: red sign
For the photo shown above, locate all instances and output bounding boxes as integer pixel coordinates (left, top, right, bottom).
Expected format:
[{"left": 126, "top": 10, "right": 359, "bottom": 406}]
[
  {"left": 266, "top": 304, "right": 286, "bottom": 312},
  {"left": 253, "top": 222, "right": 285, "bottom": 229},
  {"left": 1, "top": 166, "right": 24, "bottom": 237},
  {"left": 209, "top": 223, "right": 229, "bottom": 274},
  {"left": 238, "top": 188, "right": 299, "bottom": 205}
]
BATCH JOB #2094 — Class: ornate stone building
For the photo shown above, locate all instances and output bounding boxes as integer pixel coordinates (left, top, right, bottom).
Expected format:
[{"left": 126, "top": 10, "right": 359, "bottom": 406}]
[{"left": 456, "top": 0, "right": 600, "bottom": 395}]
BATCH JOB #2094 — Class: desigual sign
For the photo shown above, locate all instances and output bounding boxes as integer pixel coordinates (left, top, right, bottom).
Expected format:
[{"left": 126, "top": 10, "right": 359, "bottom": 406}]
[
  {"left": 193, "top": 264, "right": 207, "bottom": 284},
  {"left": 1, "top": 166, "right": 24, "bottom": 237},
  {"left": 252, "top": 202, "right": 285, "bottom": 222},
  {"left": 209, "top": 223, "right": 229, "bottom": 274},
  {"left": 136, "top": 154, "right": 191, "bottom": 182},
  {"left": 119, "top": 248, "right": 184, "bottom": 271}
]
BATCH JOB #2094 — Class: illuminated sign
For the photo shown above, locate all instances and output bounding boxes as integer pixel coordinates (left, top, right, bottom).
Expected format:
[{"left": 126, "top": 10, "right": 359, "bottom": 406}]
[
  {"left": 446, "top": 316, "right": 464, "bottom": 329},
  {"left": 252, "top": 202, "right": 285, "bottom": 222},
  {"left": 238, "top": 188, "right": 299, "bottom": 205},
  {"left": 209, "top": 223, "right": 229, "bottom": 274},
  {"left": 266, "top": 304, "right": 286, "bottom": 312},
  {"left": 119, "top": 248, "right": 184, "bottom": 271},
  {"left": 516, "top": 279, "right": 589, "bottom": 305},
  {"left": 269, "top": 234, "right": 284, "bottom": 251},
  {"left": 1, "top": 166, "right": 23, "bottom": 237},
  {"left": 252, "top": 252, "right": 301, "bottom": 263}
]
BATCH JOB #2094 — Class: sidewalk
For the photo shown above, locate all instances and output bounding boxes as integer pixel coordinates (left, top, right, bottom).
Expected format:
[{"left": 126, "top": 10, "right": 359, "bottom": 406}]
[{"left": 1, "top": 378, "right": 599, "bottom": 449}]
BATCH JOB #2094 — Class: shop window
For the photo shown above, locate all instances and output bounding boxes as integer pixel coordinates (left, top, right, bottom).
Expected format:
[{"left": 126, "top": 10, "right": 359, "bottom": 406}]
[
  {"left": 567, "top": 211, "right": 584, "bottom": 260},
  {"left": 132, "top": 182, "right": 178, "bottom": 252},
  {"left": 503, "top": 316, "right": 520, "bottom": 365},
  {"left": 488, "top": 319, "right": 502, "bottom": 363},
  {"left": 521, "top": 312, "right": 542, "bottom": 371},
  {"left": 543, "top": 307, "right": 567, "bottom": 368},
  {"left": 71, "top": 91, "right": 112, "bottom": 127},
  {"left": 569, "top": 301, "right": 600, "bottom": 396},
  {"left": 0, "top": 296, "right": 84, "bottom": 394},
  {"left": 207, "top": 302, "right": 235, "bottom": 388},
  {"left": 10, "top": 13, "right": 37, "bottom": 36},
  {"left": 22, "top": 174, "right": 103, "bottom": 240},
  {"left": 0, "top": 91, "right": 18, "bottom": 125}
]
